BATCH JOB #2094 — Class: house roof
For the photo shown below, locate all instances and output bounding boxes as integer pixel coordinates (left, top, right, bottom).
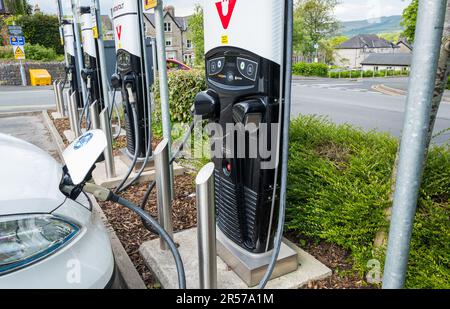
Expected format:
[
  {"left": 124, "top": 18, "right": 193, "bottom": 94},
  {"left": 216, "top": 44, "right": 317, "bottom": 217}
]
[
  {"left": 396, "top": 39, "right": 413, "bottom": 51},
  {"left": 337, "top": 34, "right": 399, "bottom": 49},
  {"left": 361, "top": 53, "right": 412, "bottom": 66},
  {"left": 144, "top": 12, "right": 191, "bottom": 31}
]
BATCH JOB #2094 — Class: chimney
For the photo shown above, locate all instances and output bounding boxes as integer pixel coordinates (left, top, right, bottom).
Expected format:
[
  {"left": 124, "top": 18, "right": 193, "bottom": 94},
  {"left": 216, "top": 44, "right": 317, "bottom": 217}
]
[{"left": 164, "top": 5, "right": 175, "bottom": 17}]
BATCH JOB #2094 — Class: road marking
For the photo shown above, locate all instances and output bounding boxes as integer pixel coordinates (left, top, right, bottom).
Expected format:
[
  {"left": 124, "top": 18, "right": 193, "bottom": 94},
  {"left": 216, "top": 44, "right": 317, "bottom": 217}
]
[{"left": 0, "top": 104, "right": 54, "bottom": 112}]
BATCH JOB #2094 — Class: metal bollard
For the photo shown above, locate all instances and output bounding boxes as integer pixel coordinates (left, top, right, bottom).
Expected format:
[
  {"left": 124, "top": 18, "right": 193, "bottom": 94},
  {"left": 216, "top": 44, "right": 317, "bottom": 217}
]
[
  {"left": 154, "top": 139, "right": 173, "bottom": 251},
  {"left": 53, "top": 80, "right": 61, "bottom": 115},
  {"left": 89, "top": 100, "right": 100, "bottom": 130},
  {"left": 69, "top": 91, "right": 81, "bottom": 139},
  {"left": 66, "top": 90, "right": 75, "bottom": 132},
  {"left": 58, "top": 81, "right": 66, "bottom": 117},
  {"left": 196, "top": 162, "right": 217, "bottom": 289},
  {"left": 100, "top": 108, "right": 116, "bottom": 179}
]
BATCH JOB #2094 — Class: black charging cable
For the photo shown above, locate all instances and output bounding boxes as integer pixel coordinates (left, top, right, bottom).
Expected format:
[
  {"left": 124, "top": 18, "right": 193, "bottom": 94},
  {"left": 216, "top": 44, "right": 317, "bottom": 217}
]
[{"left": 82, "top": 183, "right": 186, "bottom": 289}]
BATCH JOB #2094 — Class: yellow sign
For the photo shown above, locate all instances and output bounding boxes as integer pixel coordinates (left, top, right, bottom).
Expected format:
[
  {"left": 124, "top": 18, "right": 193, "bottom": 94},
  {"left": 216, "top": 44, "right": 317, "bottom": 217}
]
[
  {"left": 14, "top": 46, "right": 25, "bottom": 60},
  {"left": 221, "top": 35, "right": 229, "bottom": 45},
  {"left": 93, "top": 26, "right": 99, "bottom": 39},
  {"left": 144, "top": 0, "right": 158, "bottom": 10}
]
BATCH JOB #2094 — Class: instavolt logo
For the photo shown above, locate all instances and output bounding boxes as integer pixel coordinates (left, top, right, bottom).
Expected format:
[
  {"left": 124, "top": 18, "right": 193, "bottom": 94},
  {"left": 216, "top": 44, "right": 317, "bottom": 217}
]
[{"left": 216, "top": 0, "right": 237, "bottom": 30}]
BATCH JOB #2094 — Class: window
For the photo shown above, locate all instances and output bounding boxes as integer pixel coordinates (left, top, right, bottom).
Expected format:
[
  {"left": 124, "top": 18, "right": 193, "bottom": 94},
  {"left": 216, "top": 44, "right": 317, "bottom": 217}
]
[
  {"left": 164, "top": 22, "right": 172, "bottom": 32},
  {"left": 186, "top": 40, "right": 192, "bottom": 48},
  {"left": 165, "top": 38, "right": 172, "bottom": 47}
]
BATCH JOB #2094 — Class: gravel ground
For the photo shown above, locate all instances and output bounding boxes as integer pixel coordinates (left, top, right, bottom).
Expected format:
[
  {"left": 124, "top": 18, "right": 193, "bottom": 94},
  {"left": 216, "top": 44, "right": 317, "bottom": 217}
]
[{"left": 49, "top": 110, "right": 374, "bottom": 289}]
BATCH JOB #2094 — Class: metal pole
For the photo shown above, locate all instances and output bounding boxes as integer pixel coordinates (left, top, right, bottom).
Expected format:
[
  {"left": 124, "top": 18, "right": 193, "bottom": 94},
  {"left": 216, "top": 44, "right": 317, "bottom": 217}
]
[
  {"left": 70, "top": 91, "right": 81, "bottom": 139},
  {"left": 71, "top": 0, "right": 88, "bottom": 108},
  {"left": 19, "top": 60, "right": 27, "bottom": 86},
  {"left": 151, "top": 38, "right": 158, "bottom": 82},
  {"left": 100, "top": 108, "right": 116, "bottom": 179},
  {"left": 154, "top": 138, "right": 173, "bottom": 251},
  {"left": 196, "top": 162, "right": 217, "bottom": 289},
  {"left": 382, "top": 0, "right": 447, "bottom": 289},
  {"left": 92, "top": 0, "right": 112, "bottom": 112},
  {"left": 154, "top": 1, "right": 174, "bottom": 195},
  {"left": 89, "top": 100, "right": 100, "bottom": 129}
]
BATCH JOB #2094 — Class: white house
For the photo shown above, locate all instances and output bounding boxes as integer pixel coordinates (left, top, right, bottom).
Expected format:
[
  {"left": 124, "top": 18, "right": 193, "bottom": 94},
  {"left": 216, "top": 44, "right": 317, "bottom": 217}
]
[{"left": 334, "top": 34, "right": 400, "bottom": 68}]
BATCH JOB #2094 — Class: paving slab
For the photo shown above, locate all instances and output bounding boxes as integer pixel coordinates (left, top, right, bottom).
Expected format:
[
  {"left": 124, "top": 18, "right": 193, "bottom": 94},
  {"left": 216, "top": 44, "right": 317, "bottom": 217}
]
[
  {"left": 0, "top": 112, "right": 61, "bottom": 161},
  {"left": 140, "top": 228, "right": 332, "bottom": 289}
]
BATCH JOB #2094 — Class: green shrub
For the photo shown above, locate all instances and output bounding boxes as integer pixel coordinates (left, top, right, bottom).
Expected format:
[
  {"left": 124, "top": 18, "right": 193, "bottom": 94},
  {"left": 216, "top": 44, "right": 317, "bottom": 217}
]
[
  {"left": 0, "top": 46, "right": 13, "bottom": 59},
  {"left": 292, "top": 62, "right": 328, "bottom": 77},
  {"left": 15, "top": 13, "right": 63, "bottom": 55},
  {"left": 286, "top": 115, "right": 450, "bottom": 288},
  {"left": 447, "top": 76, "right": 450, "bottom": 90},
  {"left": 152, "top": 69, "right": 207, "bottom": 135},
  {"left": 24, "top": 44, "right": 60, "bottom": 61}
]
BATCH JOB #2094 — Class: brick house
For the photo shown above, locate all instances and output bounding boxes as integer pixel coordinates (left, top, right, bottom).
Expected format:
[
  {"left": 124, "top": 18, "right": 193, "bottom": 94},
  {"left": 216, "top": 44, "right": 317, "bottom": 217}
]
[{"left": 144, "top": 5, "right": 194, "bottom": 65}]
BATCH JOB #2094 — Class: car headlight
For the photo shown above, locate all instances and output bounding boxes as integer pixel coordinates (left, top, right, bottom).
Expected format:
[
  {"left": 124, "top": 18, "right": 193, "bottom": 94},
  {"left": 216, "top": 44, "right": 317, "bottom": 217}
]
[{"left": 0, "top": 215, "right": 79, "bottom": 275}]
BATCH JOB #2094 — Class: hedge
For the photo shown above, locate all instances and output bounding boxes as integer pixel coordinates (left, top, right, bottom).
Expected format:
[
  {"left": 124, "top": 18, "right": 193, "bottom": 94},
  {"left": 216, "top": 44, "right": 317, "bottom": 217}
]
[
  {"left": 292, "top": 62, "right": 328, "bottom": 77},
  {"left": 329, "top": 69, "right": 409, "bottom": 79},
  {"left": 152, "top": 69, "right": 206, "bottom": 136},
  {"left": 0, "top": 44, "right": 62, "bottom": 61},
  {"left": 286, "top": 116, "right": 449, "bottom": 288}
]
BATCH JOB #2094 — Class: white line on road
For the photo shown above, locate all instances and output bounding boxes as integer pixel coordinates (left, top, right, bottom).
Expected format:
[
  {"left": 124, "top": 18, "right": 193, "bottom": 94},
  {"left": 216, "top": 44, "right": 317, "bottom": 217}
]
[{"left": 0, "top": 105, "right": 54, "bottom": 112}]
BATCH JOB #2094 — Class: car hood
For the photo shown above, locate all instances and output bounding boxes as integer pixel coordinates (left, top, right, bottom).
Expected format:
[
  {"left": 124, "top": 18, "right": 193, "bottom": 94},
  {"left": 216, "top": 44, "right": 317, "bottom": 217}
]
[{"left": 0, "top": 133, "right": 66, "bottom": 216}]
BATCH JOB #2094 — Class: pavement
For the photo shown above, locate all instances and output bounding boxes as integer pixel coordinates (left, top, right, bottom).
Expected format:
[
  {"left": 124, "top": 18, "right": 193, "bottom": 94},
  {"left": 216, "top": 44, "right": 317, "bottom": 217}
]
[
  {"left": 0, "top": 111, "right": 62, "bottom": 161},
  {"left": 292, "top": 77, "right": 450, "bottom": 145}
]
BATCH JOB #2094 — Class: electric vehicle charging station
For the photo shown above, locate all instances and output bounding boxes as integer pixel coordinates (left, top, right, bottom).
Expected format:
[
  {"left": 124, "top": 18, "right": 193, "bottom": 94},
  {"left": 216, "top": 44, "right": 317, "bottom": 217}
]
[
  {"left": 62, "top": 20, "right": 83, "bottom": 109},
  {"left": 80, "top": 6, "right": 104, "bottom": 114},
  {"left": 111, "top": 1, "right": 151, "bottom": 161},
  {"left": 194, "top": 0, "right": 297, "bottom": 286}
]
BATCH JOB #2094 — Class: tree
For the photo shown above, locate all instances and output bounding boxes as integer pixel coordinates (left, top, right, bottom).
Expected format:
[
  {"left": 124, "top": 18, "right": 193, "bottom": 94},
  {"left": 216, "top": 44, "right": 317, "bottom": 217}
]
[
  {"left": 15, "top": 13, "right": 63, "bottom": 54},
  {"left": 321, "top": 35, "right": 348, "bottom": 63},
  {"left": 3, "top": 0, "right": 31, "bottom": 15},
  {"left": 294, "top": 0, "right": 340, "bottom": 60},
  {"left": 188, "top": 5, "right": 204, "bottom": 67},
  {"left": 401, "top": 0, "right": 418, "bottom": 43}
]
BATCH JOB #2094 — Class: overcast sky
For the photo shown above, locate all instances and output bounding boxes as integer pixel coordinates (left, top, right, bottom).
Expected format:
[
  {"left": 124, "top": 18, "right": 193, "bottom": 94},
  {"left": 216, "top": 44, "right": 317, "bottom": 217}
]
[{"left": 29, "top": 0, "right": 411, "bottom": 21}]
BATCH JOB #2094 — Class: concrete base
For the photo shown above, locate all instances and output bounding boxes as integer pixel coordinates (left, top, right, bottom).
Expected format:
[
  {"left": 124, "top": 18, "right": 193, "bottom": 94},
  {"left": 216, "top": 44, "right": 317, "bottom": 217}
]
[
  {"left": 63, "top": 129, "right": 86, "bottom": 143},
  {"left": 139, "top": 228, "right": 332, "bottom": 289},
  {"left": 216, "top": 229, "right": 298, "bottom": 287},
  {"left": 51, "top": 112, "right": 66, "bottom": 119},
  {"left": 92, "top": 156, "right": 186, "bottom": 189},
  {"left": 119, "top": 149, "right": 155, "bottom": 173}
]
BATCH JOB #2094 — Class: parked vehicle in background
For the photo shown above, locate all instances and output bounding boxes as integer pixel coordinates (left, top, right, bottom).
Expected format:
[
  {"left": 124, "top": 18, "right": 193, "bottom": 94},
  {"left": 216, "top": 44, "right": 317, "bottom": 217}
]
[{"left": 167, "top": 59, "right": 191, "bottom": 71}]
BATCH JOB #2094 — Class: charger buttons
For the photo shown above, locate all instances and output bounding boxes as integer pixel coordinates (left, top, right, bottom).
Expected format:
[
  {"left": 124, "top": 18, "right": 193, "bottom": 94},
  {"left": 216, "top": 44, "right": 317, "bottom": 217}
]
[{"left": 237, "top": 57, "right": 258, "bottom": 81}]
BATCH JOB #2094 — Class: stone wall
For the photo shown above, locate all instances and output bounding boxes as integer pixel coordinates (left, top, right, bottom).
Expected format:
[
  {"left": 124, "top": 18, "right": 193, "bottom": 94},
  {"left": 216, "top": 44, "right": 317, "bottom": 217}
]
[{"left": 0, "top": 60, "right": 65, "bottom": 86}]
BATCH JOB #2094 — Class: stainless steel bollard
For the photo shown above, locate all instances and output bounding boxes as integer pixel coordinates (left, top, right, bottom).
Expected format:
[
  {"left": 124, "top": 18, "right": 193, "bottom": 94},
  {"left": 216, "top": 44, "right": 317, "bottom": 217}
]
[
  {"left": 53, "top": 80, "right": 61, "bottom": 115},
  {"left": 89, "top": 100, "right": 100, "bottom": 130},
  {"left": 154, "top": 139, "right": 173, "bottom": 251},
  {"left": 67, "top": 91, "right": 75, "bottom": 134},
  {"left": 100, "top": 108, "right": 116, "bottom": 179},
  {"left": 69, "top": 91, "right": 81, "bottom": 139},
  {"left": 58, "top": 81, "right": 66, "bottom": 117},
  {"left": 196, "top": 162, "right": 217, "bottom": 289}
]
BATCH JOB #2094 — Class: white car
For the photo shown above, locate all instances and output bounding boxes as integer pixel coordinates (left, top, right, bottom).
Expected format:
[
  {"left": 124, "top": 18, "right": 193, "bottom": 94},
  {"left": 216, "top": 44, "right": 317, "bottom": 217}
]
[{"left": 0, "top": 133, "right": 118, "bottom": 289}]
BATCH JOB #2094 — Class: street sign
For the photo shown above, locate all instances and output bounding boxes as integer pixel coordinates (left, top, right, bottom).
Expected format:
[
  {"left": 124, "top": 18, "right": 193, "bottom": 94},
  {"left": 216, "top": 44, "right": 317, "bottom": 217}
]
[
  {"left": 8, "top": 25, "right": 23, "bottom": 36},
  {"left": 14, "top": 45, "right": 26, "bottom": 60},
  {"left": 10, "top": 36, "right": 25, "bottom": 46},
  {"left": 144, "top": 0, "right": 158, "bottom": 10}
]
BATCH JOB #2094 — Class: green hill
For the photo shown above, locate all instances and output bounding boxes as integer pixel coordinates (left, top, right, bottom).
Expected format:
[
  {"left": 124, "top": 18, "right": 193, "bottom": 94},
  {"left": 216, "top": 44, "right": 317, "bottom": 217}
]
[{"left": 340, "top": 15, "right": 404, "bottom": 37}]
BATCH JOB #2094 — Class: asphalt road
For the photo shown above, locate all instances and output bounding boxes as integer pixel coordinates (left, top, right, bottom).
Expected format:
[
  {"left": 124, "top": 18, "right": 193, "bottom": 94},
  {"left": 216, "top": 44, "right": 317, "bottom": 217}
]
[
  {"left": 0, "top": 77, "right": 449, "bottom": 145},
  {"left": 0, "top": 86, "right": 55, "bottom": 113},
  {"left": 292, "top": 77, "right": 450, "bottom": 145}
]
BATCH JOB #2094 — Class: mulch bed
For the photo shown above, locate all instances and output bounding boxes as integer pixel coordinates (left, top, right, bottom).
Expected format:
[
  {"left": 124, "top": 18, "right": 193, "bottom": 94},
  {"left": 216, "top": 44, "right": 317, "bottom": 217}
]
[
  {"left": 98, "top": 174, "right": 197, "bottom": 289},
  {"left": 48, "top": 110, "right": 374, "bottom": 289},
  {"left": 286, "top": 233, "right": 378, "bottom": 289}
]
